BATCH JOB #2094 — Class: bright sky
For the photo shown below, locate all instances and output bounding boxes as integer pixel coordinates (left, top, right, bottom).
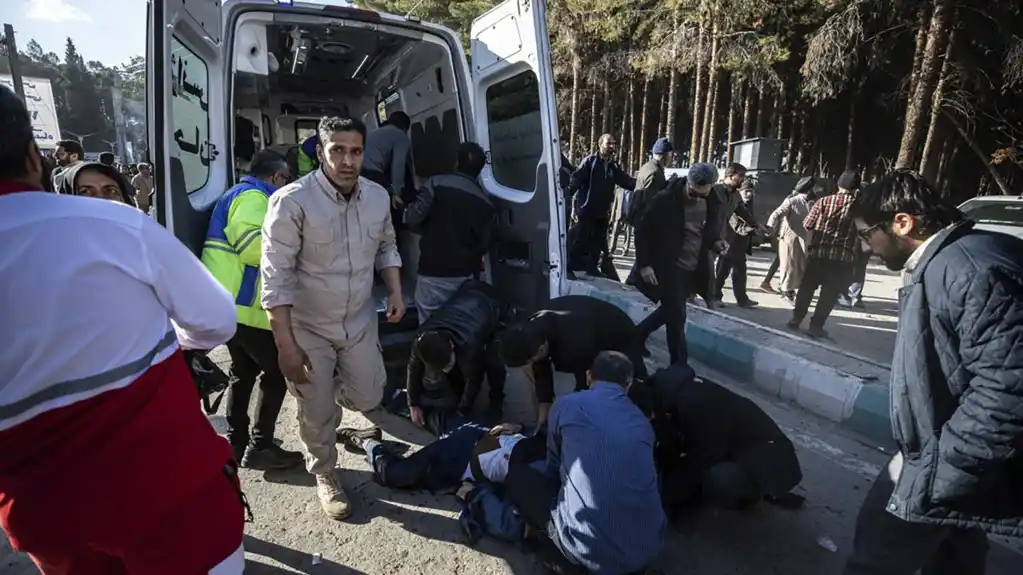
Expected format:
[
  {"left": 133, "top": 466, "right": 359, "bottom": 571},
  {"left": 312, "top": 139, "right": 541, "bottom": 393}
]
[{"left": 7, "top": 0, "right": 147, "bottom": 66}]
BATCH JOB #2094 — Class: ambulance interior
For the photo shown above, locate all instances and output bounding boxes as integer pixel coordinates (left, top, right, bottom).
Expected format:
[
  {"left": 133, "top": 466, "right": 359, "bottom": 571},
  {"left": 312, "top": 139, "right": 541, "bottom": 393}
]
[{"left": 231, "top": 15, "right": 464, "bottom": 330}]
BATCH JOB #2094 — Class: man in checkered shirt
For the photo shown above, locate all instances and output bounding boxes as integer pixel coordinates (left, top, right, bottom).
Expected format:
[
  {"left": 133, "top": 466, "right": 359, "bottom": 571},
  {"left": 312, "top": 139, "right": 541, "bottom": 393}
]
[{"left": 786, "top": 170, "right": 861, "bottom": 338}]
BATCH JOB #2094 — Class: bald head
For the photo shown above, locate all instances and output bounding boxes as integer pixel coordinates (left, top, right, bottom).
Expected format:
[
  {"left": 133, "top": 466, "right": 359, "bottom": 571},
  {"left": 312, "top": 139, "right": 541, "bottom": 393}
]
[
  {"left": 587, "top": 350, "right": 634, "bottom": 390},
  {"left": 597, "top": 133, "right": 617, "bottom": 158}
]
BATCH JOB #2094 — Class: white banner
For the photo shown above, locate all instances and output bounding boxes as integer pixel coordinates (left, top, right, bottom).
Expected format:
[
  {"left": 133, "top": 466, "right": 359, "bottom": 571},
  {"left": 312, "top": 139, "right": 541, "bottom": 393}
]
[{"left": 0, "top": 75, "right": 62, "bottom": 149}]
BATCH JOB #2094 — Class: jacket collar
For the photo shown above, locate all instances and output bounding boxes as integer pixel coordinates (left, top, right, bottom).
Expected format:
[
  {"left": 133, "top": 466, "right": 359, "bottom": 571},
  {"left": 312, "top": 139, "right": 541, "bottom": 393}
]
[
  {"left": 908, "top": 219, "right": 975, "bottom": 283},
  {"left": 313, "top": 168, "right": 361, "bottom": 203},
  {"left": 239, "top": 175, "right": 277, "bottom": 196},
  {"left": 0, "top": 180, "right": 44, "bottom": 196}
]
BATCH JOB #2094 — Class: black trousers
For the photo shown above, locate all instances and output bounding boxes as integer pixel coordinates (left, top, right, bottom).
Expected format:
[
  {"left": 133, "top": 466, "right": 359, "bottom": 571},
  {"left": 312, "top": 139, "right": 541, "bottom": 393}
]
[
  {"left": 505, "top": 458, "right": 584, "bottom": 573},
  {"left": 843, "top": 463, "right": 989, "bottom": 575},
  {"left": 765, "top": 252, "right": 781, "bottom": 283},
  {"left": 792, "top": 256, "right": 854, "bottom": 329},
  {"left": 224, "top": 324, "right": 288, "bottom": 448},
  {"left": 636, "top": 267, "right": 693, "bottom": 365},
  {"left": 714, "top": 253, "right": 750, "bottom": 302},
  {"left": 568, "top": 216, "right": 610, "bottom": 274},
  {"left": 847, "top": 251, "right": 870, "bottom": 302}
]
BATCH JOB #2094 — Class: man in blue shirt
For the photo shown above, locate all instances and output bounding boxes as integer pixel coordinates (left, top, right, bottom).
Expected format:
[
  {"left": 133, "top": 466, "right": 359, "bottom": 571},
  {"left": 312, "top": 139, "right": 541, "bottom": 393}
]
[{"left": 505, "top": 351, "right": 666, "bottom": 574}]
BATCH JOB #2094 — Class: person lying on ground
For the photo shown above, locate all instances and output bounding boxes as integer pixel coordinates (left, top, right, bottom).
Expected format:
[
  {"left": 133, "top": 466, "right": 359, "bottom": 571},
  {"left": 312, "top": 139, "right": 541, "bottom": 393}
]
[
  {"left": 392, "top": 280, "right": 511, "bottom": 435},
  {"left": 500, "top": 294, "right": 648, "bottom": 429},
  {"left": 335, "top": 421, "right": 529, "bottom": 492},
  {"left": 629, "top": 362, "right": 804, "bottom": 517},
  {"left": 504, "top": 351, "right": 665, "bottom": 575}
]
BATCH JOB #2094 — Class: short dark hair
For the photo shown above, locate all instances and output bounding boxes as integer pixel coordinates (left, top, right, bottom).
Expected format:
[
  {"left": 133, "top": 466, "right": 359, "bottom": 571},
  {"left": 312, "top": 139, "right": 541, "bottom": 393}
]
[
  {"left": 0, "top": 86, "right": 35, "bottom": 181},
  {"left": 499, "top": 320, "right": 547, "bottom": 367},
  {"left": 456, "top": 142, "right": 486, "bottom": 178},
  {"left": 99, "top": 152, "right": 115, "bottom": 166},
  {"left": 56, "top": 139, "right": 85, "bottom": 158},
  {"left": 724, "top": 163, "right": 747, "bottom": 178},
  {"left": 317, "top": 116, "right": 367, "bottom": 148},
  {"left": 589, "top": 351, "right": 633, "bottom": 387},
  {"left": 848, "top": 169, "right": 964, "bottom": 237},
  {"left": 416, "top": 331, "right": 453, "bottom": 370},
  {"left": 387, "top": 111, "right": 411, "bottom": 132},
  {"left": 249, "top": 149, "right": 289, "bottom": 179}
]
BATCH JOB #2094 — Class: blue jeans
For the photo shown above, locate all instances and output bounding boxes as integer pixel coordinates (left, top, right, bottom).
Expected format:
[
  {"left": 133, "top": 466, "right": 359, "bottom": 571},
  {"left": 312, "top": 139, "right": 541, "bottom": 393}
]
[
  {"left": 365, "top": 422, "right": 489, "bottom": 491},
  {"left": 384, "top": 388, "right": 470, "bottom": 437}
]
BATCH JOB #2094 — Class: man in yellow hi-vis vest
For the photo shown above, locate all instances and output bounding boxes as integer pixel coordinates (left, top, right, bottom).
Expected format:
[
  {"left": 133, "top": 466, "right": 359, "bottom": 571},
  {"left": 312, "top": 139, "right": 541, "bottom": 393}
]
[{"left": 202, "top": 149, "right": 304, "bottom": 470}]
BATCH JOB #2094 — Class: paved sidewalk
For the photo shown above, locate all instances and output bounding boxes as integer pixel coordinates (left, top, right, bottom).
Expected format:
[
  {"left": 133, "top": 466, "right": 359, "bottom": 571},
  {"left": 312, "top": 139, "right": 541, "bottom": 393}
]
[{"left": 610, "top": 246, "right": 900, "bottom": 366}]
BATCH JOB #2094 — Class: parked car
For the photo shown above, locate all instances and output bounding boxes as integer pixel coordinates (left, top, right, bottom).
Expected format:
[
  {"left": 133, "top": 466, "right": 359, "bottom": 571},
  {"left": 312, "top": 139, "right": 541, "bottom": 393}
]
[{"left": 957, "top": 195, "right": 1023, "bottom": 240}]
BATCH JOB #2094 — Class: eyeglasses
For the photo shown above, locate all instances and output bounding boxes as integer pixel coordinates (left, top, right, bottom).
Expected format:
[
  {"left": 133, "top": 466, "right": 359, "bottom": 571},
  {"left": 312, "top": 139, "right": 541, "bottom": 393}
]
[{"left": 856, "top": 222, "right": 886, "bottom": 241}]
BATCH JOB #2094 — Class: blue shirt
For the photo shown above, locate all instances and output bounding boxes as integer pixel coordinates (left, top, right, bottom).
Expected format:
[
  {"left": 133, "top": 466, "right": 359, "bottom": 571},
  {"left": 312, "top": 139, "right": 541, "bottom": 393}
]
[{"left": 545, "top": 382, "right": 666, "bottom": 574}]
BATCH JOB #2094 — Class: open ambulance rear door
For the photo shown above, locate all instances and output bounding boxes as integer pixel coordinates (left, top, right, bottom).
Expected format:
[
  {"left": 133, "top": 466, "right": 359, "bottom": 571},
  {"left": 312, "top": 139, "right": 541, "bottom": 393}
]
[{"left": 470, "top": 0, "right": 566, "bottom": 310}]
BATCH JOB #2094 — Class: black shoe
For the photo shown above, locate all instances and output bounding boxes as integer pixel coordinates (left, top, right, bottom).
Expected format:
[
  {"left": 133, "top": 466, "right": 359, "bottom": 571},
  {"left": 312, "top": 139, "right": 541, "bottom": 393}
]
[
  {"left": 764, "top": 492, "right": 806, "bottom": 510},
  {"left": 805, "top": 325, "right": 830, "bottom": 339},
  {"left": 786, "top": 318, "right": 801, "bottom": 331},
  {"left": 853, "top": 299, "right": 865, "bottom": 309},
  {"left": 336, "top": 426, "right": 382, "bottom": 453},
  {"left": 230, "top": 442, "right": 247, "bottom": 465},
  {"left": 736, "top": 299, "right": 759, "bottom": 309},
  {"left": 241, "top": 443, "right": 304, "bottom": 470}
]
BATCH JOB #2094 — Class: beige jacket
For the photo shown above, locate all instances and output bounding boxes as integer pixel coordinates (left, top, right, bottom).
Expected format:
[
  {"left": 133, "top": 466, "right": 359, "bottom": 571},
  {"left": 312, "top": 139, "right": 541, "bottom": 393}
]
[{"left": 260, "top": 169, "right": 402, "bottom": 342}]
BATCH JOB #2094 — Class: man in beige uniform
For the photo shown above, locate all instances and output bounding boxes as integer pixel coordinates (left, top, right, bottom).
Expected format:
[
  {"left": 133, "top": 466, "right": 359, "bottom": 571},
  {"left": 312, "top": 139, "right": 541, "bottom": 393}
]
[{"left": 261, "top": 116, "right": 405, "bottom": 521}]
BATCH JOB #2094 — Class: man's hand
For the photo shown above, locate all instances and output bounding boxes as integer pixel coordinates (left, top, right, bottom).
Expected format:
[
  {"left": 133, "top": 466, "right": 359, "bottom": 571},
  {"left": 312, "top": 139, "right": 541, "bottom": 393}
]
[
  {"left": 489, "top": 423, "right": 524, "bottom": 436},
  {"left": 279, "top": 342, "right": 312, "bottom": 385},
  {"left": 640, "top": 266, "right": 658, "bottom": 286},
  {"left": 713, "top": 239, "right": 729, "bottom": 254},
  {"left": 409, "top": 406, "right": 425, "bottom": 426},
  {"left": 390, "top": 195, "right": 404, "bottom": 209},
  {"left": 386, "top": 292, "right": 405, "bottom": 323}
]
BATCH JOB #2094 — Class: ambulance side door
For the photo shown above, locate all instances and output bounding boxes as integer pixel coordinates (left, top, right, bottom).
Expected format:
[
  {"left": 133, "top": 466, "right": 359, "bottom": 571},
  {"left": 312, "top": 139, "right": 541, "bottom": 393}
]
[{"left": 470, "top": 0, "right": 565, "bottom": 313}]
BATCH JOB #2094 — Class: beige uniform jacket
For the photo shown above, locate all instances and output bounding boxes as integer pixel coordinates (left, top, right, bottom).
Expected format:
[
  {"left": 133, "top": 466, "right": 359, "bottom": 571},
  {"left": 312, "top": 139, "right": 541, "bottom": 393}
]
[{"left": 260, "top": 169, "right": 402, "bottom": 342}]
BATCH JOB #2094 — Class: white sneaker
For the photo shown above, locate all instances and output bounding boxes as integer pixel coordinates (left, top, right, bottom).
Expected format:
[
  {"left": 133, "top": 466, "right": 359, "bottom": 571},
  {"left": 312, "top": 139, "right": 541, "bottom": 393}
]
[{"left": 315, "top": 470, "right": 352, "bottom": 521}]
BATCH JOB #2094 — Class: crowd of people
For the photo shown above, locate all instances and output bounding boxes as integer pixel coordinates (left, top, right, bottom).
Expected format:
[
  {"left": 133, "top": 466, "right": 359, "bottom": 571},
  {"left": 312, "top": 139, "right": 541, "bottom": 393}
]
[{"left": 2, "top": 78, "right": 1022, "bottom": 575}]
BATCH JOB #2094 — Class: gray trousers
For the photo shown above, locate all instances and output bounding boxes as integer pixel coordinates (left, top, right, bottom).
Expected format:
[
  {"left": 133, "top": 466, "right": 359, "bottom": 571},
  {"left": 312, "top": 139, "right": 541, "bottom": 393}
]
[
  {"left": 414, "top": 275, "right": 471, "bottom": 325},
  {"left": 843, "top": 461, "right": 989, "bottom": 575}
]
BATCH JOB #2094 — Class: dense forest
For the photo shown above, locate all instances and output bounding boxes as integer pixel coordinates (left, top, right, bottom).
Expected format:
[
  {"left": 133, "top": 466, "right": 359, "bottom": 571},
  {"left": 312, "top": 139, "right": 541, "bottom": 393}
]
[
  {"left": 1, "top": 37, "right": 146, "bottom": 158},
  {"left": 368, "top": 0, "right": 1023, "bottom": 202}
]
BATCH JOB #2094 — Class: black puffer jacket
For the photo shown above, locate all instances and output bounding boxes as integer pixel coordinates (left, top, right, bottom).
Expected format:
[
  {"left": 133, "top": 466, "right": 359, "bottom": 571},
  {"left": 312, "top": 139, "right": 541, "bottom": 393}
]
[
  {"left": 888, "top": 221, "right": 1023, "bottom": 537},
  {"left": 406, "top": 280, "right": 510, "bottom": 410}
]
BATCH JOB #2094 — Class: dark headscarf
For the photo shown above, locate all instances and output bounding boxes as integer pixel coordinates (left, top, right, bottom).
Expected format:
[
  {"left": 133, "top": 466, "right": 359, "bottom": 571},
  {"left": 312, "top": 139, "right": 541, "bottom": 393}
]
[{"left": 58, "top": 161, "right": 135, "bottom": 205}]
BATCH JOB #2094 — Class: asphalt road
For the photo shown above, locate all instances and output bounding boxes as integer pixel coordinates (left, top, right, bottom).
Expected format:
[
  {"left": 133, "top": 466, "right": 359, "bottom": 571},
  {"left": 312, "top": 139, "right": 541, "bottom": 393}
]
[{"left": 3, "top": 341, "right": 1021, "bottom": 574}]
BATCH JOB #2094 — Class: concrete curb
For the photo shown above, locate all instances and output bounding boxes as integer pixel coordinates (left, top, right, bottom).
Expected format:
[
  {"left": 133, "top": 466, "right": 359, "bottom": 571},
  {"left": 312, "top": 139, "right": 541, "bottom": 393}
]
[{"left": 565, "top": 277, "right": 896, "bottom": 451}]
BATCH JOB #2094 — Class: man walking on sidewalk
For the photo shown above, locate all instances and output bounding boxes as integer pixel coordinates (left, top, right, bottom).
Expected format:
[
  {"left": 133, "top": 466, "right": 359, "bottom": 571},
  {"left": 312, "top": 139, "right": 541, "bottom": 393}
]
[
  {"left": 787, "top": 169, "right": 861, "bottom": 338},
  {"left": 843, "top": 169, "right": 1023, "bottom": 574},
  {"left": 714, "top": 175, "right": 764, "bottom": 308},
  {"left": 203, "top": 149, "right": 304, "bottom": 470},
  {"left": 262, "top": 116, "right": 405, "bottom": 521}
]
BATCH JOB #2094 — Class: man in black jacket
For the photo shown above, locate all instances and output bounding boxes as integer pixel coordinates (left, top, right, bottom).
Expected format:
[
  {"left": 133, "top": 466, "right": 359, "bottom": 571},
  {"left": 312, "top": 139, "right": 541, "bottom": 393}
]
[
  {"left": 633, "top": 163, "right": 729, "bottom": 363},
  {"left": 630, "top": 363, "right": 803, "bottom": 516},
  {"left": 500, "top": 295, "right": 647, "bottom": 429},
  {"left": 566, "top": 134, "right": 636, "bottom": 276},
  {"left": 405, "top": 142, "right": 495, "bottom": 323},
  {"left": 398, "top": 280, "right": 511, "bottom": 436},
  {"left": 844, "top": 169, "right": 1023, "bottom": 574}
]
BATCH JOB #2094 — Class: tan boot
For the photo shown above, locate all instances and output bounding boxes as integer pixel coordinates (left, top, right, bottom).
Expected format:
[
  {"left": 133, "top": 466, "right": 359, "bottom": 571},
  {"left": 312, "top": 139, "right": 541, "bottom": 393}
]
[{"left": 315, "top": 470, "right": 352, "bottom": 520}]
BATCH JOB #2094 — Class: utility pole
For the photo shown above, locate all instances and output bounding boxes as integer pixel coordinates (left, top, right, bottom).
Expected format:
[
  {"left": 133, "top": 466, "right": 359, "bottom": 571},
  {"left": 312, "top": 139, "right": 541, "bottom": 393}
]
[{"left": 1, "top": 23, "right": 26, "bottom": 102}]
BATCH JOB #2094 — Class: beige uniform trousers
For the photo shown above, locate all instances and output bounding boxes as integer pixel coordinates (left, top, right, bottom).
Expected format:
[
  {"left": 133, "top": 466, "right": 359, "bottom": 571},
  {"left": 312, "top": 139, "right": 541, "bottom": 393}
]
[{"left": 287, "top": 320, "right": 386, "bottom": 474}]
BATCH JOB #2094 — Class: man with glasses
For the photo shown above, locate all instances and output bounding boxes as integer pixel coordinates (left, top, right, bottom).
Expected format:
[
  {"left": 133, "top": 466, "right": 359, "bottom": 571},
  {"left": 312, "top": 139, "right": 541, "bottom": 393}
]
[
  {"left": 786, "top": 169, "right": 861, "bottom": 339},
  {"left": 203, "top": 149, "right": 304, "bottom": 471}
]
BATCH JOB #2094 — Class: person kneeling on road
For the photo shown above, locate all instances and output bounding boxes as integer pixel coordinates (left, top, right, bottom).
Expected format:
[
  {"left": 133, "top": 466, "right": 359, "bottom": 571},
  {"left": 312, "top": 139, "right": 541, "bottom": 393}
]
[
  {"left": 504, "top": 351, "right": 665, "bottom": 575},
  {"left": 500, "top": 295, "right": 648, "bottom": 429},
  {"left": 630, "top": 362, "right": 804, "bottom": 516},
  {"left": 336, "top": 420, "right": 528, "bottom": 492},
  {"left": 387, "top": 280, "right": 511, "bottom": 435}
]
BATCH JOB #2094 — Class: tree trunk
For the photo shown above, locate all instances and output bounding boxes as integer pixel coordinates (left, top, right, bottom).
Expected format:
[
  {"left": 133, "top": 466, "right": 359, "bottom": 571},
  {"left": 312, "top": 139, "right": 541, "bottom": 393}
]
[
  {"left": 785, "top": 104, "right": 800, "bottom": 171},
  {"left": 568, "top": 49, "right": 581, "bottom": 161},
  {"left": 637, "top": 72, "right": 651, "bottom": 167},
  {"left": 699, "top": 22, "right": 720, "bottom": 163},
  {"left": 845, "top": 93, "right": 858, "bottom": 170},
  {"left": 741, "top": 83, "right": 756, "bottom": 139},
  {"left": 689, "top": 23, "right": 706, "bottom": 165},
  {"left": 907, "top": 4, "right": 933, "bottom": 98},
  {"left": 936, "top": 133, "right": 956, "bottom": 189},
  {"left": 666, "top": 10, "right": 680, "bottom": 140},
  {"left": 657, "top": 91, "right": 668, "bottom": 138},
  {"left": 920, "top": 29, "right": 955, "bottom": 182},
  {"left": 589, "top": 83, "right": 598, "bottom": 152},
  {"left": 775, "top": 85, "right": 787, "bottom": 140},
  {"left": 896, "top": 0, "right": 951, "bottom": 169},
  {"left": 601, "top": 77, "right": 612, "bottom": 134},
  {"left": 755, "top": 89, "right": 769, "bottom": 137},
  {"left": 943, "top": 110, "right": 1011, "bottom": 195},
  {"left": 725, "top": 77, "right": 740, "bottom": 163},
  {"left": 621, "top": 78, "right": 633, "bottom": 171},
  {"left": 702, "top": 69, "right": 721, "bottom": 162}
]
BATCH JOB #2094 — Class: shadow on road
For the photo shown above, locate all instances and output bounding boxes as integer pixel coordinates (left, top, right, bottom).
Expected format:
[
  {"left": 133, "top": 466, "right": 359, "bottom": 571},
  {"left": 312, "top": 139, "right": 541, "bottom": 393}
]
[{"left": 244, "top": 534, "right": 368, "bottom": 574}]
